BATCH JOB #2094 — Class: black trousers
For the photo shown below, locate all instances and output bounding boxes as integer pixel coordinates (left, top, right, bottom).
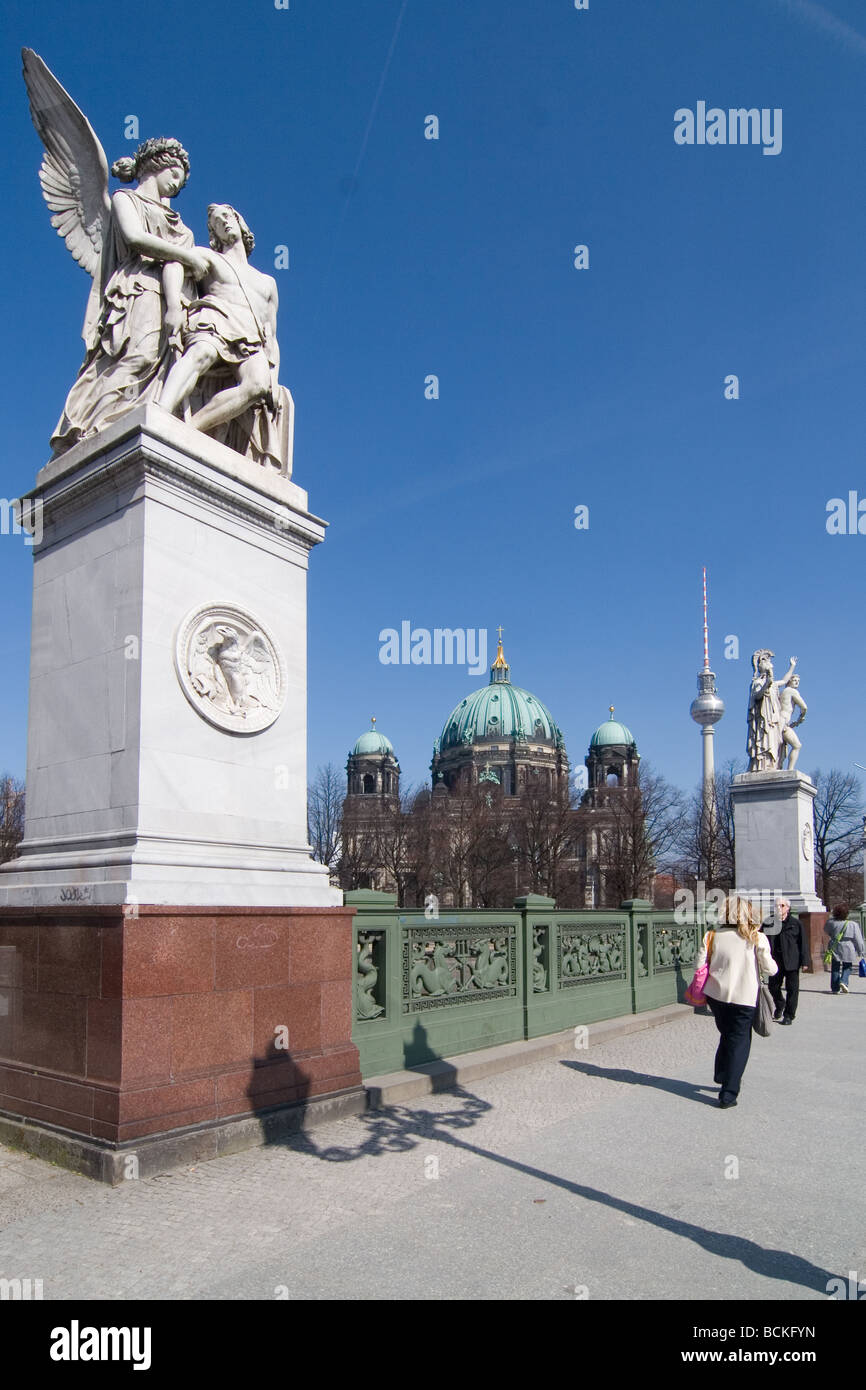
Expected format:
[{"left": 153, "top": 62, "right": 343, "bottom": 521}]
[
  {"left": 707, "top": 998, "right": 755, "bottom": 1101},
  {"left": 768, "top": 967, "right": 800, "bottom": 1019}
]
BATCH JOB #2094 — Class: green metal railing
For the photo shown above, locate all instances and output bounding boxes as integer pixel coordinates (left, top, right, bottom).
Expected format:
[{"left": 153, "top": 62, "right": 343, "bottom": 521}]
[{"left": 347, "top": 892, "right": 704, "bottom": 1078}]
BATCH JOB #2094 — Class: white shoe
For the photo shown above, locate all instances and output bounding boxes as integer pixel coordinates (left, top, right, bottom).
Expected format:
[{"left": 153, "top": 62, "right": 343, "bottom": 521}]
[{"left": 840, "top": 983, "right": 850, "bottom": 994}]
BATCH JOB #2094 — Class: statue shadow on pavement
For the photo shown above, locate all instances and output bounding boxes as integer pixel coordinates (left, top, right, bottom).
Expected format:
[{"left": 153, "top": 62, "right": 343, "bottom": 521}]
[
  {"left": 249, "top": 1030, "right": 839, "bottom": 1296},
  {"left": 246, "top": 1019, "right": 493, "bottom": 1164}
]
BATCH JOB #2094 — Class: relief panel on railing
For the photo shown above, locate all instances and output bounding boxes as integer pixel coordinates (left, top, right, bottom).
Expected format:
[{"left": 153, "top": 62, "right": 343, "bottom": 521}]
[
  {"left": 652, "top": 923, "right": 700, "bottom": 972},
  {"left": 557, "top": 925, "right": 627, "bottom": 987},
  {"left": 636, "top": 923, "right": 649, "bottom": 978},
  {"left": 532, "top": 925, "right": 549, "bottom": 993},
  {"left": 356, "top": 931, "right": 385, "bottom": 1020},
  {"left": 402, "top": 927, "right": 517, "bottom": 1012}
]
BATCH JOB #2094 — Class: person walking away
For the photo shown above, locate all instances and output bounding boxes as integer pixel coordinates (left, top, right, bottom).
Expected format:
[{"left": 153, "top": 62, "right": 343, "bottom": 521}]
[
  {"left": 762, "top": 897, "right": 809, "bottom": 1024},
  {"left": 693, "top": 896, "right": 777, "bottom": 1109},
  {"left": 824, "top": 905, "right": 865, "bottom": 995}
]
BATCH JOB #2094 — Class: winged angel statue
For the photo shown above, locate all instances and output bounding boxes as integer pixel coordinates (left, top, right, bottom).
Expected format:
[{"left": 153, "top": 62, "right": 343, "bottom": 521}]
[{"left": 23, "top": 49, "right": 290, "bottom": 471}]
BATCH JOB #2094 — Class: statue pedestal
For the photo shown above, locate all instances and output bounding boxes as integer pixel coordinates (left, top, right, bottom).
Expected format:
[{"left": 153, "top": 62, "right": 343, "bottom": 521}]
[
  {"left": 0, "top": 408, "right": 362, "bottom": 1180},
  {"left": 731, "top": 770, "right": 826, "bottom": 918},
  {"left": 0, "top": 405, "right": 338, "bottom": 909}
]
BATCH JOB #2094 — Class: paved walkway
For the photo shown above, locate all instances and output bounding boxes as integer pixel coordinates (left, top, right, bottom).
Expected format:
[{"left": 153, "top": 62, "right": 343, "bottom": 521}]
[{"left": 0, "top": 974, "right": 862, "bottom": 1300}]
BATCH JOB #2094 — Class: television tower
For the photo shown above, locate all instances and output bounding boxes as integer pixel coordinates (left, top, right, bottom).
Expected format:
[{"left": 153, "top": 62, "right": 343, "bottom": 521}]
[{"left": 689, "top": 568, "right": 725, "bottom": 826}]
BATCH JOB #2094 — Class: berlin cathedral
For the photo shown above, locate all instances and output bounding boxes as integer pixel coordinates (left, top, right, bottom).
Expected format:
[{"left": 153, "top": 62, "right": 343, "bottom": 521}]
[{"left": 342, "top": 636, "right": 642, "bottom": 909}]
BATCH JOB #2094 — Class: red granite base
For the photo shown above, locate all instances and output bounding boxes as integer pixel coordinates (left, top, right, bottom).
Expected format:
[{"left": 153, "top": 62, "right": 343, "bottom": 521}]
[
  {"left": 799, "top": 910, "right": 829, "bottom": 976},
  {"left": 0, "top": 905, "right": 361, "bottom": 1146}
]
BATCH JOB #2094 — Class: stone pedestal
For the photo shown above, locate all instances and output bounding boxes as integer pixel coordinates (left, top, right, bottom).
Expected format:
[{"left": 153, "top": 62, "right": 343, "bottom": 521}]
[
  {"left": 731, "top": 770, "right": 826, "bottom": 916},
  {"left": 0, "top": 405, "right": 338, "bottom": 908},
  {"left": 0, "top": 407, "right": 359, "bottom": 1180}
]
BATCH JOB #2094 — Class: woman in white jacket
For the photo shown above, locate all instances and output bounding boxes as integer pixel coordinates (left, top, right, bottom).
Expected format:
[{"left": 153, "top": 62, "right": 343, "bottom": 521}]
[{"left": 693, "top": 896, "right": 777, "bottom": 1109}]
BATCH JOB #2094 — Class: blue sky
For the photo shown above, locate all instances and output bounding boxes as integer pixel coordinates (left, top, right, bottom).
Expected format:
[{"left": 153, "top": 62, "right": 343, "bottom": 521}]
[{"left": 1, "top": 0, "right": 864, "bottom": 798}]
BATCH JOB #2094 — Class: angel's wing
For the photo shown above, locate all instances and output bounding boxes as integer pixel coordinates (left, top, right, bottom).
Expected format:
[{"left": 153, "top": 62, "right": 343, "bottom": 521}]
[{"left": 22, "top": 48, "right": 111, "bottom": 340}]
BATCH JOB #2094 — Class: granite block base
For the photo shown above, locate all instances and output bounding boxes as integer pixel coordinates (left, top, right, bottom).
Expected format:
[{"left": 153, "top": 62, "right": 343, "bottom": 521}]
[{"left": 0, "top": 903, "right": 361, "bottom": 1179}]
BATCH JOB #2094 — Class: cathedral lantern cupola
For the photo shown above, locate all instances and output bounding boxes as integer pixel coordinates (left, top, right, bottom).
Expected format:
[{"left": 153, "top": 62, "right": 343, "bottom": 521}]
[
  {"left": 585, "top": 705, "right": 640, "bottom": 798},
  {"left": 346, "top": 717, "right": 400, "bottom": 800},
  {"left": 490, "top": 629, "right": 509, "bottom": 684}
]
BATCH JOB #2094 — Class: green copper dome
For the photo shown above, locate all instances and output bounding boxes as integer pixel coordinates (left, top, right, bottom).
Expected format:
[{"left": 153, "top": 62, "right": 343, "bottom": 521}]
[
  {"left": 435, "top": 639, "right": 564, "bottom": 752},
  {"left": 351, "top": 719, "right": 394, "bottom": 756},
  {"left": 590, "top": 712, "right": 636, "bottom": 749}
]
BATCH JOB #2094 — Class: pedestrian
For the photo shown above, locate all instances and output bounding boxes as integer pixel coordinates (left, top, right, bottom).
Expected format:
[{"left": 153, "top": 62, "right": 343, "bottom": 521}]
[
  {"left": 823, "top": 905, "right": 865, "bottom": 996},
  {"left": 693, "top": 895, "right": 777, "bottom": 1109},
  {"left": 761, "top": 897, "right": 809, "bottom": 1024}
]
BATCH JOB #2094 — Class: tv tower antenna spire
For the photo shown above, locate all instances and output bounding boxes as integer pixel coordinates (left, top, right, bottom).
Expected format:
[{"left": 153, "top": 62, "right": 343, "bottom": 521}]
[
  {"left": 702, "top": 566, "right": 710, "bottom": 671},
  {"left": 690, "top": 569, "right": 725, "bottom": 855}
]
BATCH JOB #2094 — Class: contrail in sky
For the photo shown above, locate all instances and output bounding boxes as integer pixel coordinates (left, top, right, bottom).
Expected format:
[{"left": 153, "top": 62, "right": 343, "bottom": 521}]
[
  {"left": 769, "top": 0, "right": 866, "bottom": 56},
  {"left": 316, "top": 0, "right": 409, "bottom": 322},
  {"left": 349, "top": 0, "right": 409, "bottom": 187}
]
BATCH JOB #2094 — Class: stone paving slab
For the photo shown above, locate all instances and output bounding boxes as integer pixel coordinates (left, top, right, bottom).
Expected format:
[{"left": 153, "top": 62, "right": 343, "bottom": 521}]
[
  {"left": 0, "top": 975, "right": 862, "bottom": 1300},
  {"left": 364, "top": 1002, "right": 690, "bottom": 1105}
]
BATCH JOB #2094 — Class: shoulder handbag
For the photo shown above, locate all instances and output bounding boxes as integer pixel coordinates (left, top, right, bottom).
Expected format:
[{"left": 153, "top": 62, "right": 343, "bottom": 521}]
[
  {"left": 823, "top": 921, "right": 848, "bottom": 967},
  {"left": 752, "top": 942, "right": 774, "bottom": 1037},
  {"left": 684, "top": 931, "right": 714, "bottom": 1007}
]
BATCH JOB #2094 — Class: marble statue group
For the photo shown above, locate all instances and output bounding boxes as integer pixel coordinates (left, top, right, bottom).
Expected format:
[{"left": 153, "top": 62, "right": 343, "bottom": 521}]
[
  {"left": 747, "top": 649, "right": 807, "bottom": 772},
  {"left": 22, "top": 49, "right": 291, "bottom": 471}
]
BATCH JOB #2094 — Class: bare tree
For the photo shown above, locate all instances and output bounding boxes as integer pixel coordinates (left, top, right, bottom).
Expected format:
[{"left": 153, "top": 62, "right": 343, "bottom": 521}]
[
  {"left": 512, "top": 777, "right": 581, "bottom": 903},
  {"left": 406, "top": 778, "right": 513, "bottom": 908},
  {"left": 369, "top": 785, "right": 422, "bottom": 906},
  {"left": 463, "top": 787, "right": 515, "bottom": 908},
  {"left": 596, "top": 762, "right": 686, "bottom": 905},
  {"left": 810, "top": 767, "right": 864, "bottom": 906},
  {"left": 0, "top": 775, "right": 25, "bottom": 864},
  {"left": 403, "top": 786, "right": 451, "bottom": 908},
  {"left": 307, "top": 763, "right": 343, "bottom": 871},
  {"left": 336, "top": 825, "right": 381, "bottom": 893},
  {"left": 674, "top": 759, "right": 739, "bottom": 894}
]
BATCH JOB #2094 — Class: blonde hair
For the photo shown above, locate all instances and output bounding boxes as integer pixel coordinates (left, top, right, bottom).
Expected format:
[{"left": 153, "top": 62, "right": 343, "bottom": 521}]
[{"left": 721, "top": 895, "right": 762, "bottom": 946}]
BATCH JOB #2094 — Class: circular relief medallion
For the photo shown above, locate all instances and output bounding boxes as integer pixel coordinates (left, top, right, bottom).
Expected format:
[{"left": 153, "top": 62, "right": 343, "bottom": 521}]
[
  {"left": 802, "top": 822, "right": 813, "bottom": 862},
  {"left": 174, "top": 603, "right": 287, "bottom": 733}
]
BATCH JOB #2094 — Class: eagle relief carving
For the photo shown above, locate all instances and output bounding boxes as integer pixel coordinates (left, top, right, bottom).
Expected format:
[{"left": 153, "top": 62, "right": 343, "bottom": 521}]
[{"left": 175, "top": 604, "right": 287, "bottom": 732}]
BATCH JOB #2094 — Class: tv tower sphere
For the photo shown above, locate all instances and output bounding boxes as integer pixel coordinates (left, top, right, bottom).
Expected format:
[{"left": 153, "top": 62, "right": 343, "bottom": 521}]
[{"left": 690, "top": 674, "right": 725, "bottom": 726}]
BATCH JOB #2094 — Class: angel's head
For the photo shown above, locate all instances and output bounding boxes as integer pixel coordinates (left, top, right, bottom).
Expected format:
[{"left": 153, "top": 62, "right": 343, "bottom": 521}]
[{"left": 111, "top": 137, "right": 190, "bottom": 195}]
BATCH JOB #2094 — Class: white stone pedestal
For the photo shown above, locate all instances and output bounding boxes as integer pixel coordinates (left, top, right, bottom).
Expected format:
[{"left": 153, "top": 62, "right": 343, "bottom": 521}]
[
  {"left": 0, "top": 405, "right": 340, "bottom": 907},
  {"left": 731, "top": 770, "right": 825, "bottom": 916}
]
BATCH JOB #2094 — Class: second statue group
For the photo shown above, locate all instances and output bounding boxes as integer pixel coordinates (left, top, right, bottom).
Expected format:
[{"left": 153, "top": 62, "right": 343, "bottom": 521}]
[{"left": 23, "top": 48, "right": 293, "bottom": 474}]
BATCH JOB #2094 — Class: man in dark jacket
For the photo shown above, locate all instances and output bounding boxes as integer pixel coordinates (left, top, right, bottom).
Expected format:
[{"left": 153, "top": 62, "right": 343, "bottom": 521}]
[{"left": 762, "top": 897, "right": 809, "bottom": 1024}]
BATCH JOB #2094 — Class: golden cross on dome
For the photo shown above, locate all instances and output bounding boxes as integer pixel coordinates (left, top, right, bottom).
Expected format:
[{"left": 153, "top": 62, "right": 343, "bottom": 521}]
[{"left": 497, "top": 624, "right": 504, "bottom": 641}]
